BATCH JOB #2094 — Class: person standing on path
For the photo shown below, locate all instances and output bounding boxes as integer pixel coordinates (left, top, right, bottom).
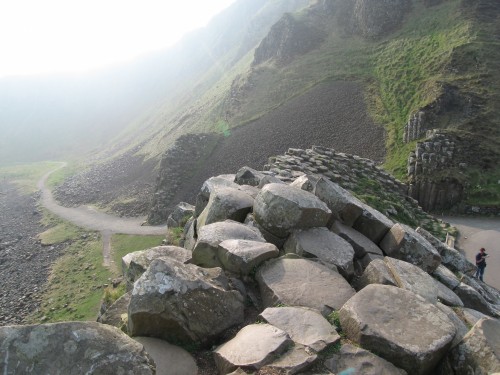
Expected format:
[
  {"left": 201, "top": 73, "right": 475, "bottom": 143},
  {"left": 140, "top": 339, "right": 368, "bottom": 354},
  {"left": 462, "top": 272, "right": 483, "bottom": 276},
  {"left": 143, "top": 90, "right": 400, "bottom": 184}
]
[{"left": 474, "top": 247, "right": 488, "bottom": 282}]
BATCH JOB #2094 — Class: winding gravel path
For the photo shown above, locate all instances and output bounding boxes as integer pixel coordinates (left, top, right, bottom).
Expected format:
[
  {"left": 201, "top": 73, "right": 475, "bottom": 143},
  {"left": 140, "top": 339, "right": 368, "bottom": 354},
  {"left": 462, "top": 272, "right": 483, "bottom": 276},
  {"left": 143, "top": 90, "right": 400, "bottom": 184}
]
[{"left": 38, "top": 163, "right": 166, "bottom": 267}]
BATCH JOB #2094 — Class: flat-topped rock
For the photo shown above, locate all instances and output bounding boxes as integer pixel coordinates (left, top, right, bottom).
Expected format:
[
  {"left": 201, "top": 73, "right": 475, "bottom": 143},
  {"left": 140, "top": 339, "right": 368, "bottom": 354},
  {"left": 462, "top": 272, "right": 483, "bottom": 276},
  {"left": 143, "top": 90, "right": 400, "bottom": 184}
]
[
  {"left": 234, "top": 166, "right": 267, "bottom": 186},
  {"left": 380, "top": 223, "right": 441, "bottom": 273},
  {"left": 134, "top": 336, "right": 198, "bottom": 375},
  {"left": 256, "top": 257, "right": 356, "bottom": 316},
  {"left": 192, "top": 220, "right": 265, "bottom": 268},
  {"left": 128, "top": 258, "right": 244, "bottom": 346},
  {"left": 454, "top": 282, "right": 499, "bottom": 317},
  {"left": 122, "top": 245, "right": 192, "bottom": 287},
  {"left": 339, "top": 284, "right": 456, "bottom": 375},
  {"left": 0, "top": 322, "right": 155, "bottom": 375},
  {"left": 325, "top": 344, "right": 407, "bottom": 375},
  {"left": 259, "top": 306, "right": 340, "bottom": 352},
  {"left": 253, "top": 183, "right": 332, "bottom": 238},
  {"left": 213, "top": 324, "right": 293, "bottom": 374},
  {"left": 218, "top": 239, "right": 279, "bottom": 275},
  {"left": 195, "top": 175, "right": 240, "bottom": 216},
  {"left": 355, "top": 258, "right": 397, "bottom": 291},
  {"left": 432, "top": 264, "right": 461, "bottom": 290},
  {"left": 435, "top": 302, "right": 469, "bottom": 347},
  {"left": 284, "top": 227, "right": 355, "bottom": 279}
]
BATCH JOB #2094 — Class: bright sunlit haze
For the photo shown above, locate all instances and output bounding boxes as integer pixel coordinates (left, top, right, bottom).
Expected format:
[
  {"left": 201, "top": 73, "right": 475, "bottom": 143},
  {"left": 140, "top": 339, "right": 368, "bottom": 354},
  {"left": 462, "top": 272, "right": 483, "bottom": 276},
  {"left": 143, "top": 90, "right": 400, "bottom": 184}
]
[{"left": 0, "top": 0, "right": 235, "bottom": 78}]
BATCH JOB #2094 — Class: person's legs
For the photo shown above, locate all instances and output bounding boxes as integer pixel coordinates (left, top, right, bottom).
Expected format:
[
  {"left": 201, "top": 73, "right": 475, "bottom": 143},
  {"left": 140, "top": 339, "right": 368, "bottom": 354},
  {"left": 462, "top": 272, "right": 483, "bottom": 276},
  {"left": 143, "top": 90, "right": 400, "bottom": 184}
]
[{"left": 478, "top": 266, "right": 485, "bottom": 282}]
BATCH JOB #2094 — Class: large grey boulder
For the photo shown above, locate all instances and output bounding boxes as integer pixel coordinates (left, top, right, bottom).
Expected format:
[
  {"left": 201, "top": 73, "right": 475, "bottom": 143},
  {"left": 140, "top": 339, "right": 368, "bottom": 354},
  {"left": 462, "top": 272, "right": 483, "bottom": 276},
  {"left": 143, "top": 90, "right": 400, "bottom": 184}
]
[
  {"left": 313, "top": 177, "right": 366, "bottom": 226},
  {"left": 432, "top": 264, "right": 461, "bottom": 290},
  {"left": 128, "top": 258, "right": 244, "bottom": 346},
  {"left": 454, "top": 282, "right": 499, "bottom": 317},
  {"left": 384, "top": 257, "right": 439, "bottom": 303},
  {"left": 339, "top": 284, "right": 456, "bottom": 375},
  {"left": 166, "top": 202, "right": 195, "bottom": 228},
  {"left": 244, "top": 213, "right": 287, "bottom": 248},
  {"left": 457, "top": 307, "right": 493, "bottom": 327},
  {"left": 416, "top": 227, "right": 476, "bottom": 274},
  {"left": 435, "top": 280, "right": 464, "bottom": 307},
  {"left": 259, "top": 306, "right": 340, "bottom": 352},
  {"left": 461, "top": 274, "right": 500, "bottom": 306},
  {"left": 122, "top": 246, "right": 192, "bottom": 288},
  {"left": 218, "top": 239, "right": 279, "bottom": 275},
  {"left": 192, "top": 220, "right": 265, "bottom": 268},
  {"left": 197, "top": 187, "right": 254, "bottom": 229},
  {"left": 353, "top": 204, "right": 394, "bottom": 244},
  {"left": 253, "top": 183, "right": 332, "bottom": 238},
  {"left": 98, "top": 291, "right": 131, "bottom": 332},
  {"left": 256, "top": 257, "right": 356, "bottom": 316},
  {"left": 331, "top": 221, "right": 384, "bottom": 259},
  {"left": 325, "top": 344, "right": 407, "bottom": 375},
  {"left": 0, "top": 322, "right": 155, "bottom": 374},
  {"left": 380, "top": 223, "right": 441, "bottom": 273},
  {"left": 284, "top": 227, "right": 355, "bottom": 279},
  {"left": 195, "top": 175, "right": 239, "bottom": 216},
  {"left": 213, "top": 324, "right": 293, "bottom": 374},
  {"left": 446, "top": 318, "right": 500, "bottom": 374},
  {"left": 354, "top": 258, "right": 397, "bottom": 291},
  {"left": 234, "top": 166, "right": 266, "bottom": 186}
]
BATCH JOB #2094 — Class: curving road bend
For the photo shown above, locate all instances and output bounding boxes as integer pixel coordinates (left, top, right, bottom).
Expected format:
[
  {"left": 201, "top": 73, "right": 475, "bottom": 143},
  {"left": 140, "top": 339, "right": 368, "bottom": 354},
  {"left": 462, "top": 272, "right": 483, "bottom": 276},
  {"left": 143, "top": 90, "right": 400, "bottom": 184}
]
[
  {"left": 445, "top": 216, "right": 500, "bottom": 290},
  {"left": 38, "top": 163, "right": 167, "bottom": 266}
]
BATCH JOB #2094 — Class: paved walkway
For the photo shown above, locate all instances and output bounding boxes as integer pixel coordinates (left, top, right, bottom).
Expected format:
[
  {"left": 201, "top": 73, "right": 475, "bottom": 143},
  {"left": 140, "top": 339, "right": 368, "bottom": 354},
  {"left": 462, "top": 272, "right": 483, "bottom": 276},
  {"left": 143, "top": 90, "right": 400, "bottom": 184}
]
[{"left": 445, "top": 216, "right": 500, "bottom": 290}]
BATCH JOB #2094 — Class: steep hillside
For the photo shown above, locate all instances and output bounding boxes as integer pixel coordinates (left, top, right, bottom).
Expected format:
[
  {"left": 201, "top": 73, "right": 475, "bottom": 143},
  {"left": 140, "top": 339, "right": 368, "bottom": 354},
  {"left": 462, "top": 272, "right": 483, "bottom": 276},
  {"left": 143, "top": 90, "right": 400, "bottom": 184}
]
[{"left": 48, "top": 0, "right": 499, "bottom": 218}]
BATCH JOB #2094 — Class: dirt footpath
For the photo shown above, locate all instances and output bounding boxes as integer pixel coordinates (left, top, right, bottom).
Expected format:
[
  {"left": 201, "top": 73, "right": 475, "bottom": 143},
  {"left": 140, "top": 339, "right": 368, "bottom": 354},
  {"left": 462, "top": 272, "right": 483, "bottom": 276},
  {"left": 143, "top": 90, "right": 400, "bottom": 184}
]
[{"left": 445, "top": 216, "right": 500, "bottom": 290}]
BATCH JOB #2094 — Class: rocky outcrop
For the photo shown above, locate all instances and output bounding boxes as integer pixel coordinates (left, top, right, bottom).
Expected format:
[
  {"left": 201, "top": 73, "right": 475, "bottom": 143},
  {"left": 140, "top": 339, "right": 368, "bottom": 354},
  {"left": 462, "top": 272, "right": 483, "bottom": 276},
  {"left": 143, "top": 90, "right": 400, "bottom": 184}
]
[
  {"left": 0, "top": 322, "right": 155, "bottom": 374},
  {"left": 253, "top": 13, "right": 325, "bottom": 66},
  {"left": 148, "top": 133, "right": 222, "bottom": 224}
]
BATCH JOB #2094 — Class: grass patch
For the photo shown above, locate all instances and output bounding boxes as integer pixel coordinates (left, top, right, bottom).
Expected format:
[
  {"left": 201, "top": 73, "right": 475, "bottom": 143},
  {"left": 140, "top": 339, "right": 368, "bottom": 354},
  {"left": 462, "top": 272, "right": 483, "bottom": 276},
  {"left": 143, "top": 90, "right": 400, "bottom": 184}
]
[
  {"left": 46, "top": 161, "right": 80, "bottom": 189},
  {"left": 111, "top": 234, "right": 165, "bottom": 269},
  {"left": 27, "top": 232, "right": 110, "bottom": 323},
  {"left": 0, "top": 161, "right": 63, "bottom": 194}
]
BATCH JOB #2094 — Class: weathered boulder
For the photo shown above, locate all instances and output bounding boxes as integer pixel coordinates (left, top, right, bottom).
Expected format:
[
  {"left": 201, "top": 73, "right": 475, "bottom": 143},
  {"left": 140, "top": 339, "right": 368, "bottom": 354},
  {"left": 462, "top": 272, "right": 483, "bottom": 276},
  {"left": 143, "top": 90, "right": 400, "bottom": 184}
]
[
  {"left": 256, "top": 257, "right": 356, "bottom": 316},
  {"left": 234, "top": 166, "right": 266, "bottom": 186},
  {"left": 325, "top": 344, "right": 407, "bottom": 375},
  {"left": 454, "top": 282, "right": 499, "bottom": 317},
  {"left": 213, "top": 324, "right": 293, "bottom": 374},
  {"left": 258, "top": 174, "right": 285, "bottom": 188},
  {"left": 432, "top": 264, "right": 461, "bottom": 290},
  {"left": 260, "top": 345, "right": 317, "bottom": 375},
  {"left": 445, "top": 318, "right": 500, "bottom": 375},
  {"left": 128, "top": 258, "right": 244, "bottom": 346},
  {"left": 461, "top": 274, "right": 500, "bottom": 306},
  {"left": 197, "top": 187, "right": 254, "bottom": 229},
  {"left": 166, "top": 202, "right": 195, "bottom": 228},
  {"left": 354, "top": 258, "right": 397, "bottom": 291},
  {"left": 218, "top": 239, "right": 279, "bottom": 275},
  {"left": 339, "top": 284, "right": 456, "bottom": 375},
  {"left": 359, "top": 252, "right": 385, "bottom": 269},
  {"left": 380, "top": 223, "right": 441, "bottom": 273},
  {"left": 253, "top": 183, "right": 332, "bottom": 238},
  {"left": 457, "top": 307, "right": 493, "bottom": 327},
  {"left": 290, "top": 174, "right": 321, "bottom": 193},
  {"left": 313, "top": 176, "right": 365, "bottom": 226},
  {"left": 416, "top": 227, "right": 476, "bottom": 274},
  {"left": 259, "top": 306, "right": 340, "bottom": 352},
  {"left": 122, "top": 245, "right": 192, "bottom": 288},
  {"left": 331, "top": 221, "right": 384, "bottom": 259},
  {"left": 435, "top": 280, "right": 464, "bottom": 307},
  {"left": 244, "top": 213, "right": 287, "bottom": 248},
  {"left": 195, "top": 175, "right": 239, "bottom": 216},
  {"left": 183, "top": 218, "right": 197, "bottom": 251},
  {"left": 284, "top": 227, "right": 355, "bottom": 279},
  {"left": 0, "top": 322, "right": 155, "bottom": 374},
  {"left": 134, "top": 336, "right": 198, "bottom": 375},
  {"left": 192, "top": 220, "right": 265, "bottom": 268},
  {"left": 353, "top": 204, "right": 394, "bottom": 244},
  {"left": 385, "top": 256, "right": 439, "bottom": 303}
]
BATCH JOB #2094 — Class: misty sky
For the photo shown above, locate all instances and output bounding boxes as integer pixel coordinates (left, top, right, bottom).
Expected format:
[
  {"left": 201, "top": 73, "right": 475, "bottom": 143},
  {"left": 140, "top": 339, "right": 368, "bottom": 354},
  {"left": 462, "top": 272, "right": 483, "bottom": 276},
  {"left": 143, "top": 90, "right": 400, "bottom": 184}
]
[{"left": 0, "top": 0, "right": 235, "bottom": 78}]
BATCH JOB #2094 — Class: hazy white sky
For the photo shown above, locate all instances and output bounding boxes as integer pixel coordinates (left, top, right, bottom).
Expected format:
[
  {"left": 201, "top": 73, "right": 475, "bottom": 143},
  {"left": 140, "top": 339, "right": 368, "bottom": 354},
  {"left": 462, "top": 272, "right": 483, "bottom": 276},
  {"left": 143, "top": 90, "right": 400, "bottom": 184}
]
[{"left": 0, "top": 0, "right": 235, "bottom": 78}]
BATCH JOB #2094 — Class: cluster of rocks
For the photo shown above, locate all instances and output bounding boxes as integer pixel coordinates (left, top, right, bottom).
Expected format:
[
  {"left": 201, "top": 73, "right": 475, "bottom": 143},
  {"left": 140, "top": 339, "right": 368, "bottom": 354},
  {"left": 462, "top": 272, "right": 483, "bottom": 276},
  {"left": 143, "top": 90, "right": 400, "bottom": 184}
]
[
  {"left": 3, "top": 160, "right": 499, "bottom": 374},
  {"left": 0, "top": 182, "right": 66, "bottom": 325}
]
